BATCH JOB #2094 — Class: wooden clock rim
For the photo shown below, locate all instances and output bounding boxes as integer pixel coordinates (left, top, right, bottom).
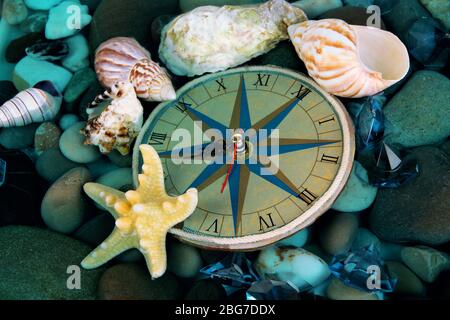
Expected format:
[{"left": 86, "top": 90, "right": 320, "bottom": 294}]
[{"left": 133, "top": 65, "right": 356, "bottom": 251}]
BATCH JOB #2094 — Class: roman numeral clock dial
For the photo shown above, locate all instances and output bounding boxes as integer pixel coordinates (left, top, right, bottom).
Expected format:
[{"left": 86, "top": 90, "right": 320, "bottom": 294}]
[{"left": 133, "top": 66, "right": 355, "bottom": 250}]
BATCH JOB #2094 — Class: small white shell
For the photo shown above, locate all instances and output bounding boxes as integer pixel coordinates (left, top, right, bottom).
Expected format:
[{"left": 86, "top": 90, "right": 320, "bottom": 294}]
[
  {"left": 288, "top": 19, "right": 410, "bottom": 98},
  {"left": 159, "top": 0, "right": 307, "bottom": 77},
  {"left": 82, "top": 81, "right": 143, "bottom": 155},
  {"left": 0, "top": 81, "right": 62, "bottom": 128},
  {"left": 95, "top": 37, "right": 176, "bottom": 101}
]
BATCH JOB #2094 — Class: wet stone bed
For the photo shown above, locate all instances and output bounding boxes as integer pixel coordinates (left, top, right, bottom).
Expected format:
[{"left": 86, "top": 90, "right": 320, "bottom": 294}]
[{"left": 0, "top": 0, "right": 449, "bottom": 300}]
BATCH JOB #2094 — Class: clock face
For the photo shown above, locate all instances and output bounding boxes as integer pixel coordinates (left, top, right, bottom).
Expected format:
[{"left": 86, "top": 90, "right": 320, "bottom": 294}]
[{"left": 133, "top": 66, "right": 354, "bottom": 250}]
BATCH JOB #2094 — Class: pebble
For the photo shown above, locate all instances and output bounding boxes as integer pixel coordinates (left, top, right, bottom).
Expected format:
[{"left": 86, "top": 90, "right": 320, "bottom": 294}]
[
  {"left": 351, "top": 228, "right": 381, "bottom": 251},
  {"left": 35, "top": 148, "right": 79, "bottom": 182},
  {"left": 34, "top": 122, "right": 61, "bottom": 155},
  {"left": 0, "top": 124, "right": 38, "bottom": 149},
  {"left": 63, "top": 68, "right": 97, "bottom": 103},
  {"left": 5, "top": 32, "right": 42, "bottom": 63},
  {"left": 107, "top": 150, "right": 132, "bottom": 168},
  {"left": 45, "top": 0, "right": 92, "bottom": 40},
  {"left": 3, "top": 0, "right": 28, "bottom": 26},
  {"left": 385, "top": 261, "right": 425, "bottom": 296},
  {"left": 258, "top": 41, "right": 307, "bottom": 71},
  {"left": 185, "top": 280, "right": 227, "bottom": 300},
  {"left": 370, "top": 146, "right": 450, "bottom": 245},
  {"left": 96, "top": 168, "right": 133, "bottom": 192},
  {"left": 318, "top": 6, "right": 386, "bottom": 29},
  {"left": 24, "top": 0, "right": 63, "bottom": 10},
  {"left": 318, "top": 213, "right": 359, "bottom": 256},
  {"left": 277, "top": 228, "right": 309, "bottom": 248},
  {"left": 62, "top": 34, "right": 90, "bottom": 72},
  {"left": 382, "top": 0, "right": 431, "bottom": 43},
  {"left": 41, "top": 167, "right": 91, "bottom": 234},
  {"left": 0, "top": 80, "right": 18, "bottom": 104},
  {"left": 167, "top": 241, "right": 203, "bottom": 278},
  {"left": 74, "top": 212, "right": 115, "bottom": 246},
  {"left": 326, "top": 277, "right": 379, "bottom": 300},
  {"left": 86, "top": 157, "right": 119, "bottom": 180},
  {"left": 59, "top": 122, "right": 101, "bottom": 164},
  {"left": 180, "top": 0, "right": 263, "bottom": 12},
  {"left": 332, "top": 162, "right": 377, "bottom": 212},
  {"left": 0, "top": 225, "right": 101, "bottom": 299},
  {"left": 89, "top": 0, "right": 179, "bottom": 51},
  {"left": 97, "top": 263, "right": 183, "bottom": 300},
  {"left": 58, "top": 113, "right": 79, "bottom": 131},
  {"left": 401, "top": 246, "right": 450, "bottom": 283},
  {"left": 294, "top": 0, "right": 343, "bottom": 19},
  {"left": 255, "top": 246, "right": 330, "bottom": 290},
  {"left": 0, "top": 149, "right": 44, "bottom": 226},
  {"left": 19, "top": 11, "right": 48, "bottom": 33},
  {"left": 384, "top": 71, "right": 450, "bottom": 148},
  {"left": 380, "top": 242, "right": 405, "bottom": 262},
  {"left": 419, "top": 0, "right": 450, "bottom": 31},
  {"left": 13, "top": 56, "right": 73, "bottom": 93}
]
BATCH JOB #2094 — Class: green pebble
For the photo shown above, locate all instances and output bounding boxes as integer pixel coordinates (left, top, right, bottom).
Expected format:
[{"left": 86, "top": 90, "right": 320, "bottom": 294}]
[
  {"left": 0, "top": 123, "right": 38, "bottom": 149},
  {"left": 168, "top": 241, "right": 203, "bottom": 278},
  {"left": 96, "top": 168, "right": 133, "bottom": 192},
  {"left": 74, "top": 212, "right": 115, "bottom": 246},
  {"left": 63, "top": 68, "right": 97, "bottom": 103},
  {"left": 185, "top": 280, "right": 227, "bottom": 300},
  {"left": 277, "top": 228, "right": 309, "bottom": 248},
  {"left": 384, "top": 71, "right": 450, "bottom": 148},
  {"left": 59, "top": 114, "right": 79, "bottom": 131},
  {"left": 35, "top": 148, "right": 80, "bottom": 182},
  {"left": 420, "top": 0, "right": 450, "bottom": 31},
  {"left": 351, "top": 228, "right": 381, "bottom": 251},
  {"left": 97, "top": 263, "right": 183, "bottom": 300},
  {"left": 86, "top": 157, "right": 120, "bottom": 180},
  {"left": 401, "top": 246, "right": 450, "bottom": 283},
  {"left": 59, "top": 121, "right": 101, "bottom": 164},
  {"left": 258, "top": 41, "right": 306, "bottom": 71},
  {"left": 318, "top": 213, "right": 359, "bottom": 256},
  {"left": 386, "top": 261, "right": 425, "bottom": 296},
  {"left": 34, "top": 122, "right": 61, "bottom": 155},
  {"left": 3, "top": 0, "right": 28, "bottom": 26},
  {"left": 62, "top": 34, "right": 90, "bottom": 72},
  {"left": 0, "top": 225, "right": 101, "bottom": 299},
  {"left": 332, "top": 161, "right": 377, "bottom": 212},
  {"left": 107, "top": 149, "right": 133, "bottom": 168},
  {"left": 41, "top": 167, "right": 91, "bottom": 234},
  {"left": 13, "top": 56, "right": 73, "bottom": 93}
]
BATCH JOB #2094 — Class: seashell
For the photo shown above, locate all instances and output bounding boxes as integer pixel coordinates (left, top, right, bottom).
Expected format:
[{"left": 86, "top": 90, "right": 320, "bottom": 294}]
[
  {"left": 288, "top": 19, "right": 410, "bottom": 98},
  {"left": 82, "top": 81, "right": 144, "bottom": 155},
  {"left": 159, "top": 0, "right": 307, "bottom": 77},
  {"left": 95, "top": 37, "right": 176, "bottom": 102},
  {"left": 0, "top": 81, "right": 62, "bottom": 128}
]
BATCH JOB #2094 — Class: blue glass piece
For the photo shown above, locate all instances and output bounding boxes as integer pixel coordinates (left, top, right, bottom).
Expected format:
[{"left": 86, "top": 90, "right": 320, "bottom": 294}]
[
  {"left": 405, "top": 17, "right": 450, "bottom": 66},
  {"left": 359, "top": 141, "right": 420, "bottom": 188},
  {"left": 246, "top": 280, "right": 299, "bottom": 300},
  {"left": 348, "top": 93, "right": 386, "bottom": 152},
  {"left": 330, "top": 245, "right": 397, "bottom": 293},
  {"left": 0, "top": 158, "right": 6, "bottom": 187}
]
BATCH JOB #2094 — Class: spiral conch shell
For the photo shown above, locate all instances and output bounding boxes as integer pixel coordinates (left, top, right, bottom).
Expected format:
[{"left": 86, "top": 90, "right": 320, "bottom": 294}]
[
  {"left": 0, "top": 81, "right": 62, "bottom": 128},
  {"left": 95, "top": 37, "right": 176, "bottom": 102},
  {"left": 288, "top": 19, "right": 410, "bottom": 98},
  {"left": 82, "top": 82, "right": 143, "bottom": 155},
  {"left": 159, "top": 0, "right": 307, "bottom": 77}
]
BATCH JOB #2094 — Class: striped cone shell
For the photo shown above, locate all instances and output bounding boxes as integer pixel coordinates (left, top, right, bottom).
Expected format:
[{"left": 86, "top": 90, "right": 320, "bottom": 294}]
[
  {"left": 0, "top": 81, "right": 62, "bottom": 128},
  {"left": 95, "top": 37, "right": 176, "bottom": 102},
  {"left": 288, "top": 19, "right": 410, "bottom": 98}
]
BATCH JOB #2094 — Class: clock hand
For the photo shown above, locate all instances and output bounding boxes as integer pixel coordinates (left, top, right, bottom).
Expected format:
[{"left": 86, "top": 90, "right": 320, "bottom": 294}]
[
  {"left": 229, "top": 75, "right": 252, "bottom": 130},
  {"left": 221, "top": 142, "right": 237, "bottom": 193},
  {"left": 260, "top": 138, "right": 341, "bottom": 156}
]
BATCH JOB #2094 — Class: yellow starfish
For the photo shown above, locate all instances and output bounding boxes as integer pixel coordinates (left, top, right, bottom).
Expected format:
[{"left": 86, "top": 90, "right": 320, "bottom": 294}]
[{"left": 81, "top": 144, "right": 198, "bottom": 279}]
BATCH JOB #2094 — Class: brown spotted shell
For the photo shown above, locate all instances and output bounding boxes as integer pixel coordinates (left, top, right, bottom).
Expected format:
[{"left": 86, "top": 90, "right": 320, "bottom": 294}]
[{"left": 95, "top": 37, "right": 176, "bottom": 102}]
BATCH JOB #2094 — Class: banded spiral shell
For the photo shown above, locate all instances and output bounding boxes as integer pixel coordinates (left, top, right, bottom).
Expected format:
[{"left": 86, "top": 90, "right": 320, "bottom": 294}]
[
  {"left": 0, "top": 81, "right": 62, "bottom": 128},
  {"left": 95, "top": 37, "right": 176, "bottom": 102},
  {"left": 288, "top": 19, "right": 410, "bottom": 98}
]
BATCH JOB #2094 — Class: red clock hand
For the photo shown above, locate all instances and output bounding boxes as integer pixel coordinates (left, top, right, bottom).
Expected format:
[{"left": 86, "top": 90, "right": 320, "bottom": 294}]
[{"left": 221, "top": 142, "right": 237, "bottom": 193}]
